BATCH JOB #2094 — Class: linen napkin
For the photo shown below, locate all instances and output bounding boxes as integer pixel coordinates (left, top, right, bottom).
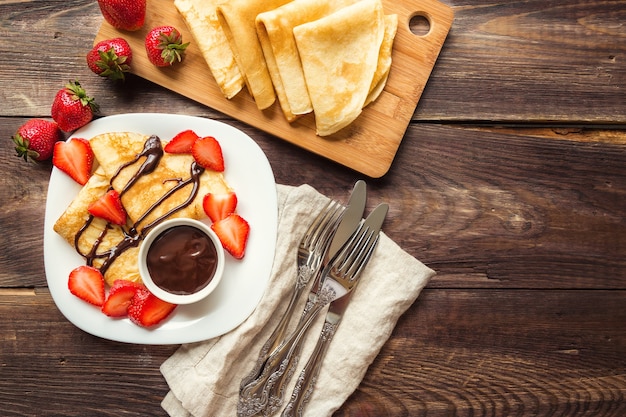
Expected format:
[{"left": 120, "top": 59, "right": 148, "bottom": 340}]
[{"left": 160, "top": 184, "right": 435, "bottom": 416}]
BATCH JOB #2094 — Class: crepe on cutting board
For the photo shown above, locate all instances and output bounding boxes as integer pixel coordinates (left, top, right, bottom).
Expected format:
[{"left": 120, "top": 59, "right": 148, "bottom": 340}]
[
  {"left": 294, "top": 0, "right": 388, "bottom": 136},
  {"left": 174, "top": 0, "right": 244, "bottom": 99},
  {"left": 176, "top": 0, "right": 397, "bottom": 136},
  {"left": 255, "top": 0, "right": 360, "bottom": 122},
  {"left": 54, "top": 132, "right": 231, "bottom": 286},
  {"left": 216, "top": 0, "right": 292, "bottom": 110}
]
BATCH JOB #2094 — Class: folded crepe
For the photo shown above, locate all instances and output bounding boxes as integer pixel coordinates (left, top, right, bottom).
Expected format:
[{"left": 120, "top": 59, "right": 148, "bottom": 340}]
[
  {"left": 174, "top": 0, "right": 244, "bottom": 99},
  {"left": 255, "top": 0, "right": 359, "bottom": 122},
  {"left": 54, "top": 132, "right": 231, "bottom": 286},
  {"left": 217, "top": 0, "right": 291, "bottom": 110},
  {"left": 53, "top": 166, "right": 142, "bottom": 285},
  {"left": 293, "top": 0, "right": 386, "bottom": 136},
  {"left": 364, "top": 13, "right": 398, "bottom": 107}
]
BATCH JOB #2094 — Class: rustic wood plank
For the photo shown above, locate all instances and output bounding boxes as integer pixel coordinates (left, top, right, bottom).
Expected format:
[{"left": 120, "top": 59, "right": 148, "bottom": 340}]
[
  {"left": 419, "top": 0, "right": 626, "bottom": 123},
  {"left": 2, "top": 119, "right": 625, "bottom": 289},
  {"left": 1, "top": 0, "right": 625, "bottom": 123},
  {"left": 338, "top": 288, "right": 626, "bottom": 416},
  {"left": 1, "top": 288, "right": 624, "bottom": 416}
]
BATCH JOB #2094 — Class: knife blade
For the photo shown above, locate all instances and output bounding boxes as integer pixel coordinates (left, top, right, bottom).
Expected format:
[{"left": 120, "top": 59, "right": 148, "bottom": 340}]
[
  {"left": 327, "top": 180, "right": 366, "bottom": 261},
  {"left": 281, "top": 203, "right": 388, "bottom": 417},
  {"left": 306, "top": 180, "right": 367, "bottom": 299}
]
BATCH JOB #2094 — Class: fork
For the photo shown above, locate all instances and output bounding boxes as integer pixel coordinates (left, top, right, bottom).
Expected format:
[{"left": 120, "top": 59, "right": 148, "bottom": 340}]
[
  {"left": 239, "top": 200, "right": 344, "bottom": 391},
  {"left": 237, "top": 220, "right": 378, "bottom": 417},
  {"left": 281, "top": 233, "right": 381, "bottom": 417}
]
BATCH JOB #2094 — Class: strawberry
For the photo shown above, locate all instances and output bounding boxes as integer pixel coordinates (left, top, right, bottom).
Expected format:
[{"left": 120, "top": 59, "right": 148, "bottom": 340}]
[
  {"left": 52, "top": 138, "right": 94, "bottom": 185},
  {"left": 164, "top": 129, "right": 199, "bottom": 154},
  {"left": 87, "top": 38, "right": 132, "bottom": 81},
  {"left": 128, "top": 286, "right": 177, "bottom": 327},
  {"left": 51, "top": 81, "right": 99, "bottom": 132},
  {"left": 102, "top": 280, "right": 143, "bottom": 317},
  {"left": 68, "top": 265, "right": 105, "bottom": 307},
  {"left": 12, "top": 119, "right": 63, "bottom": 162},
  {"left": 88, "top": 189, "right": 127, "bottom": 225},
  {"left": 145, "top": 26, "right": 189, "bottom": 67},
  {"left": 97, "top": 0, "right": 146, "bottom": 31},
  {"left": 192, "top": 136, "right": 224, "bottom": 172},
  {"left": 203, "top": 192, "right": 237, "bottom": 223},
  {"left": 211, "top": 214, "right": 250, "bottom": 259}
]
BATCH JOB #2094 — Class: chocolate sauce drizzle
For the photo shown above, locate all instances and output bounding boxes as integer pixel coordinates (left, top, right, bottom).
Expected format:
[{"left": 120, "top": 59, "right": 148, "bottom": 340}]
[{"left": 74, "top": 135, "right": 206, "bottom": 275}]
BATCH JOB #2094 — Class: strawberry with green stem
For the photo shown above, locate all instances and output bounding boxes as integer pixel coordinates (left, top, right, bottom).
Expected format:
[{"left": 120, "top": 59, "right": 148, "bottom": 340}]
[
  {"left": 145, "top": 26, "right": 189, "bottom": 67},
  {"left": 12, "top": 119, "right": 63, "bottom": 162},
  {"left": 51, "top": 81, "right": 99, "bottom": 132},
  {"left": 87, "top": 38, "right": 132, "bottom": 81}
]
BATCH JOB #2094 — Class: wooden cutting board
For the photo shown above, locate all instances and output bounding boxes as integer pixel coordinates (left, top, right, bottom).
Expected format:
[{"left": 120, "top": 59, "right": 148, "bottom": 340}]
[{"left": 95, "top": 0, "right": 453, "bottom": 178}]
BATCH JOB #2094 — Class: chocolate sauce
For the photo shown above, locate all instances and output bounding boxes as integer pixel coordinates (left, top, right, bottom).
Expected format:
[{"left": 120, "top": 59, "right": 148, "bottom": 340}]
[
  {"left": 74, "top": 135, "right": 206, "bottom": 276},
  {"left": 146, "top": 225, "right": 218, "bottom": 295}
]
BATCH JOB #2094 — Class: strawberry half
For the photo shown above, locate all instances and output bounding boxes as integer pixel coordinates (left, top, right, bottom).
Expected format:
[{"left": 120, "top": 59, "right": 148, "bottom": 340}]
[
  {"left": 68, "top": 265, "right": 105, "bottom": 306},
  {"left": 164, "top": 129, "right": 199, "bottom": 154},
  {"left": 203, "top": 192, "right": 237, "bottom": 223},
  {"left": 52, "top": 138, "right": 94, "bottom": 185},
  {"left": 88, "top": 189, "right": 127, "bottom": 225},
  {"left": 211, "top": 213, "right": 250, "bottom": 259},
  {"left": 192, "top": 136, "right": 224, "bottom": 172},
  {"left": 102, "top": 280, "right": 143, "bottom": 317},
  {"left": 128, "top": 287, "right": 177, "bottom": 327}
]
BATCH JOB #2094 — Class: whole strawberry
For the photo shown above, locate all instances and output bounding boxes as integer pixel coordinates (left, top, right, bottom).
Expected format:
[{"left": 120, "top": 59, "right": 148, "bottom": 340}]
[
  {"left": 51, "top": 81, "right": 99, "bottom": 132},
  {"left": 12, "top": 119, "right": 63, "bottom": 162},
  {"left": 87, "top": 38, "right": 132, "bottom": 81},
  {"left": 97, "top": 0, "right": 146, "bottom": 31},
  {"left": 145, "top": 26, "right": 189, "bottom": 67}
]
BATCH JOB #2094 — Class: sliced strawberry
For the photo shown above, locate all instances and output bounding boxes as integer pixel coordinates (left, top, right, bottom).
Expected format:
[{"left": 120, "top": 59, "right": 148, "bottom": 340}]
[
  {"left": 164, "top": 129, "right": 199, "bottom": 154},
  {"left": 88, "top": 189, "right": 127, "bottom": 225},
  {"left": 192, "top": 136, "right": 224, "bottom": 172},
  {"left": 203, "top": 191, "right": 237, "bottom": 223},
  {"left": 53, "top": 138, "right": 94, "bottom": 185},
  {"left": 211, "top": 213, "right": 250, "bottom": 259},
  {"left": 128, "top": 286, "right": 177, "bottom": 327},
  {"left": 68, "top": 265, "right": 105, "bottom": 306},
  {"left": 101, "top": 280, "right": 143, "bottom": 317}
]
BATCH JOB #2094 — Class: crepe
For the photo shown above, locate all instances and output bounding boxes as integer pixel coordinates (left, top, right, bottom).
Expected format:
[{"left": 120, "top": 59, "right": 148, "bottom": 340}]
[
  {"left": 293, "top": 0, "right": 386, "bottom": 136},
  {"left": 365, "top": 13, "right": 398, "bottom": 107},
  {"left": 174, "top": 0, "right": 244, "bottom": 99},
  {"left": 54, "top": 132, "right": 231, "bottom": 286},
  {"left": 53, "top": 166, "right": 142, "bottom": 285},
  {"left": 216, "top": 0, "right": 291, "bottom": 110},
  {"left": 255, "top": 0, "right": 359, "bottom": 122}
]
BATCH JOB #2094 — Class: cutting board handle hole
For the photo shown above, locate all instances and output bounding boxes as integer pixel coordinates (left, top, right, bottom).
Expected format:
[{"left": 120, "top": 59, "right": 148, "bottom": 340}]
[{"left": 409, "top": 13, "right": 431, "bottom": 36}]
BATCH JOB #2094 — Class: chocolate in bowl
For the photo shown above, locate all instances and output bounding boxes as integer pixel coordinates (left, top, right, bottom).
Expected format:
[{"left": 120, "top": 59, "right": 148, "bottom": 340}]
[{"left": 138, "top": 218, "right": 225, "bottom": 304}]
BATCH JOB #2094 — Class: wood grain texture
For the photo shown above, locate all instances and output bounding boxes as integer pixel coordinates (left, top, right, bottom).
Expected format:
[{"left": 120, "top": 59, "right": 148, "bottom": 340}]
[
  {"left": 1, "top": 0, "right": 626, "bottom": 415},
  {"left": 1, "top": 288, "right": 625, "bottom": 416}
]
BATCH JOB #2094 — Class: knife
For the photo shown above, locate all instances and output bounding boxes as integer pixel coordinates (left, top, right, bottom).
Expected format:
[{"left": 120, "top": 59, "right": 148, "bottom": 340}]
[
  {"left": 281, "top": 203, "right": 388, "bottom": 417},
  {"left": 303, "top": 180, "right": 367, "bottom": 310},
  {"left": 238, "top": 180, "right": 366, "bottom": 403},
  {"left": 238, "top": 183, "right": 369, "bottom": 417},
  {"left": 246, "top": 203, "right": 387, "bottom": 417},
  {"left": 327, "top": 180, "right": 366, "bottom": 261}
]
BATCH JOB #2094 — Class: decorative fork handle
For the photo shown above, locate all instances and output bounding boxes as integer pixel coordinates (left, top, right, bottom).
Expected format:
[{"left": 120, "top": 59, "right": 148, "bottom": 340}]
[
  {"left": 240, "top": 265, "right": 315, "bottom": 390},
  {"left": 281, "top": 318, "right": 338, "bottom": 417},
  {"left": 237, "top": 300, "right": 326, "bottom": 417}
]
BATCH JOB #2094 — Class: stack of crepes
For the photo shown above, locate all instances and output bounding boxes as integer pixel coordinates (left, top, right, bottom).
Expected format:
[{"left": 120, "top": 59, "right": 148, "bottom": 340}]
[{"left": 174, "top": 0, "right": 397, "bottom": 136}]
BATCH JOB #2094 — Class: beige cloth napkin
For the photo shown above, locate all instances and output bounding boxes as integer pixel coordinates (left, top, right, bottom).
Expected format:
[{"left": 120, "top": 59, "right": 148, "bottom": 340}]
[{"left": 160, "top": 184, "right": 435, "bottom": 416}]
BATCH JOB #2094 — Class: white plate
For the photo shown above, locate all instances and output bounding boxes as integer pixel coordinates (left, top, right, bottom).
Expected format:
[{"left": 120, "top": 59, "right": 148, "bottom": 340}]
[{"left": 44, "top": 113, "right": 277, "bottom": 344}]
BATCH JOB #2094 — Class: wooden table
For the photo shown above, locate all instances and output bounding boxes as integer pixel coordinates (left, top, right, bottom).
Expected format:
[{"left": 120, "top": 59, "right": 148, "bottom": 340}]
[{"left": 1, "top": 0, "right": 625, "bottom": 415}]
